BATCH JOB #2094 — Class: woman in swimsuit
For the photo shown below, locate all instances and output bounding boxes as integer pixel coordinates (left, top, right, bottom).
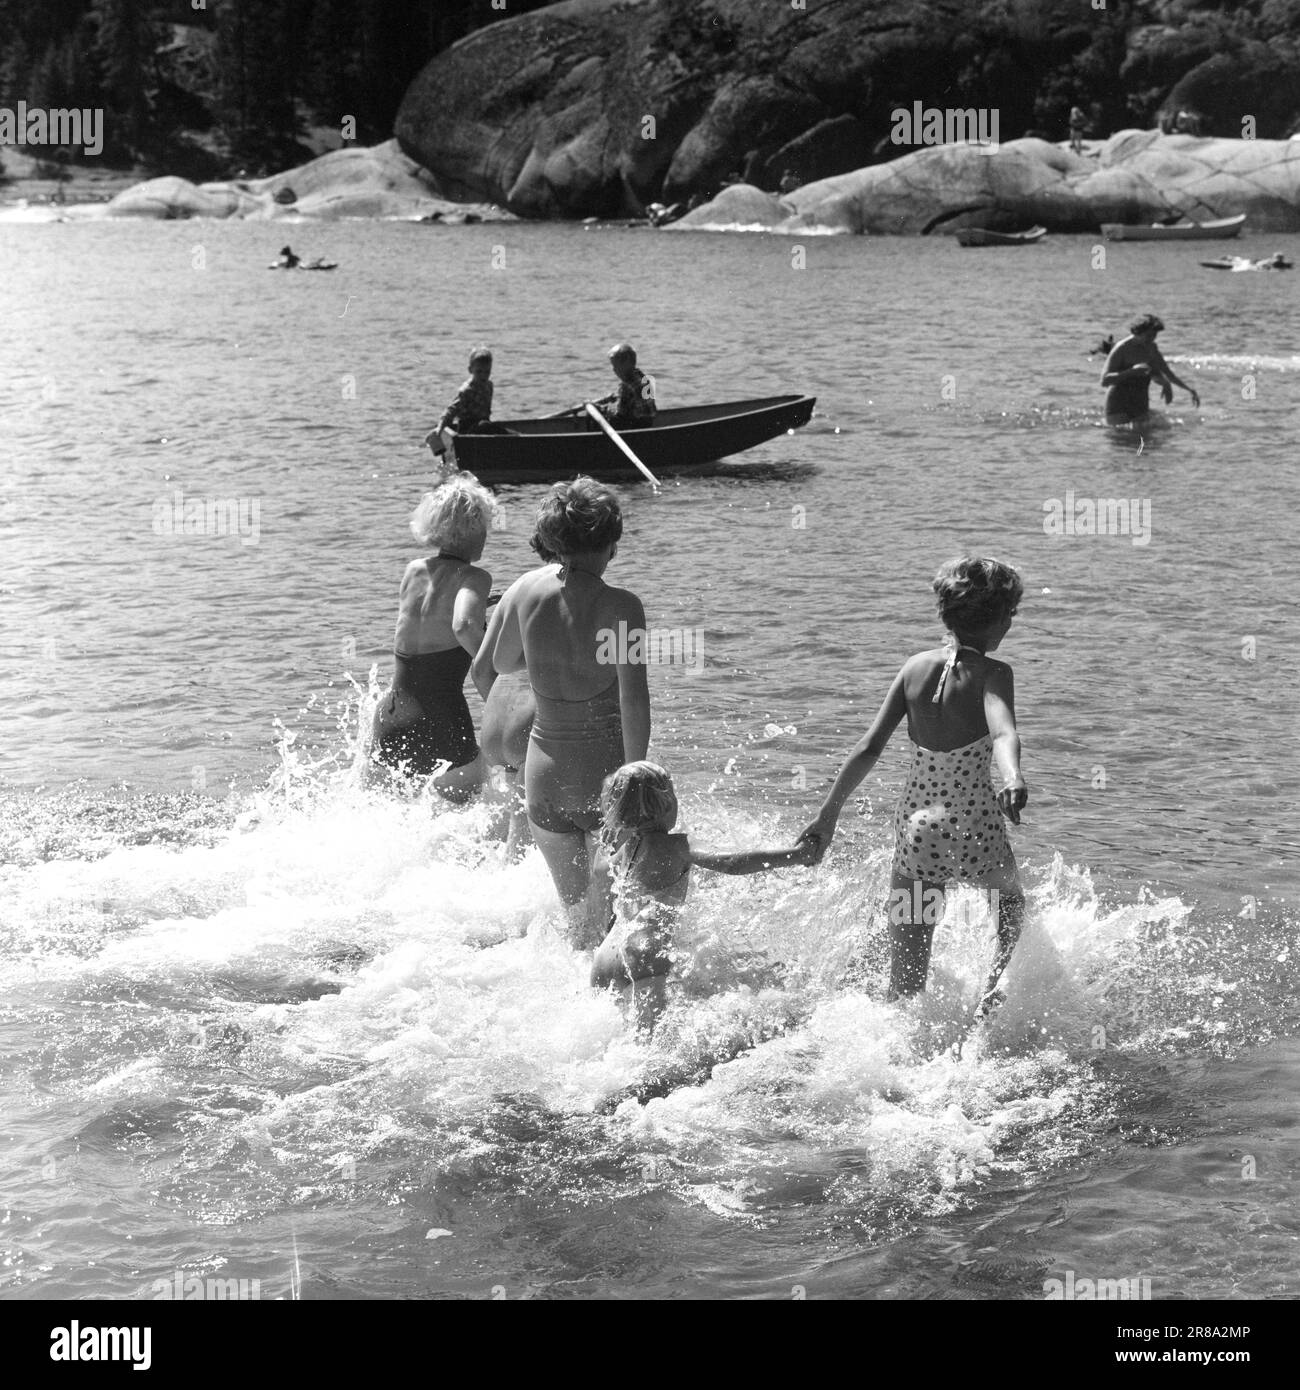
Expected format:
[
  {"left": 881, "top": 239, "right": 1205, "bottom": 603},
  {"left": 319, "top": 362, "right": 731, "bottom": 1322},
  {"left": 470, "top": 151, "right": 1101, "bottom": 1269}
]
[
  {"left": 800, "top": 557, "right": 1028, "bottom": 1015},
  {"left": 371, "top": 474, "right": 498, "bottom": 802},
  {"left": 592, "top": 762, "right": 815, "bottom": 1031},
  {"left": 472, "top": 478, "right": 651, "bottom": 945}
]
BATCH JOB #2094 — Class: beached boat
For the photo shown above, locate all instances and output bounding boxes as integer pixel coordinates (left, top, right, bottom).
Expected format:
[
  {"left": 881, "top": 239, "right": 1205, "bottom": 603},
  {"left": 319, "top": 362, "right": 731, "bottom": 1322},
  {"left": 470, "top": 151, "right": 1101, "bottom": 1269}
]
[
  {"left": 1100, "top": 214, "right": 1246, "bottom": 241},
  {"left": 443, "top": 395, "right": 816, "bottom": 483},
  {"left": 955, "top": 225, "right": 1047, "bottom": 246}
]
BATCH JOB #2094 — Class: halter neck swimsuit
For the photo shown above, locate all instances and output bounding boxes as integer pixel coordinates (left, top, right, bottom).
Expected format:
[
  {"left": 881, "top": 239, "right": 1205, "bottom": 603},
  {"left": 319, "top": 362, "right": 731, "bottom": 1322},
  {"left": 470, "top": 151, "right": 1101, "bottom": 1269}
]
[{"left": 892, "top": 644, "right": 1015, "bottom": 884}]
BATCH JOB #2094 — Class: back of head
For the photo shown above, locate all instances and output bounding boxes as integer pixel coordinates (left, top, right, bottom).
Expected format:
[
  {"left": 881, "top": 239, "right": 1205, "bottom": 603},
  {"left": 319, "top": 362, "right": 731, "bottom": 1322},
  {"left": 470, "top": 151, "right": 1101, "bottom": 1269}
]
[
  {"left": 932, "top": 556, "right": 1023, "bottom": 636},
  {"left": 410, "top": 472, "right": 500, "bottom": 552},
  {"left": 533, "top": 475, "right": 623, "bottom": 559},
  {"left": 601, "top": 762, "right": 679, "bottom": 843},
  {"left": 468, "top": 345, "right": 493, "bottom": 369},
  {"left": 1129, "top": 313, "right": 1164, "bottom": 336},
  {"left": 608, "top": 342, "right": 637, "bottom": 366}
]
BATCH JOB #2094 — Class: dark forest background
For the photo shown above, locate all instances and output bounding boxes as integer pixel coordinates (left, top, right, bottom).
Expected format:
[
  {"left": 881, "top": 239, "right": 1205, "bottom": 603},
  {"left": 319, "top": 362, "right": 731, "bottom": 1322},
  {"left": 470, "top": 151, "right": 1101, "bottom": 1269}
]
[{"left": 0, "top": 0, "right": 554, "bottom": 175}]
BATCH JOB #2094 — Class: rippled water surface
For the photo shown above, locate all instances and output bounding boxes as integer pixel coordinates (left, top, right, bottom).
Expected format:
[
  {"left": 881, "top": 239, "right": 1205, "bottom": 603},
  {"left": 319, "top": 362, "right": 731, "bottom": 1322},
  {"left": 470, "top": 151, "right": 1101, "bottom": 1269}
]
[{"left": 1, "top": 218, "right": 1297, "bottom": 1300}]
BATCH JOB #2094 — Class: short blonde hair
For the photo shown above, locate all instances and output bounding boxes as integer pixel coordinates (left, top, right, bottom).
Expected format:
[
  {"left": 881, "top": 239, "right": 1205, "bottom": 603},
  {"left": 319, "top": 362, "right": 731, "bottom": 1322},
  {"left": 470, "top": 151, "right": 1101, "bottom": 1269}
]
[
  {"left": 600, "top": 762, "right": 679, "bottom": 847},
  {"left": 410, "top": 473, "right": 499, "bottom": 552}
]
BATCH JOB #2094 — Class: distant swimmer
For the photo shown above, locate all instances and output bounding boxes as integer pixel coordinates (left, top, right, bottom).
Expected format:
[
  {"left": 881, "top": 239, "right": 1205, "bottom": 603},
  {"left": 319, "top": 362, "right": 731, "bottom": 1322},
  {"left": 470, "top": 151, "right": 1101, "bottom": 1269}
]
[
  {"left": 590, "top": 342, "right": 657, "bottom": 429},
  {"left": 1088, "top": 334, "right": 1115, "bottom": 357},
  {"left": 591, "top": 762, "right": 815, "bottom": 1031},
  {"left": 370, "top": 475, "right": 498, "bottom": 802},
  {"left": 275, "top": 245, "right": 300, "bottom": 268},
  {"left": 1100, "top": 314, "right": 1200, "bottom": 425},
  {"left": 800, "top": 558, "right": 1029, "bottom": 1017}
]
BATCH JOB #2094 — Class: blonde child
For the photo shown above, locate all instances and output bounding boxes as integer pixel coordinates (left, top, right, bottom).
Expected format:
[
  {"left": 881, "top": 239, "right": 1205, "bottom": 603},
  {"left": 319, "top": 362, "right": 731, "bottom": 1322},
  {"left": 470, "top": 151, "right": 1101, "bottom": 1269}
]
[{"left": 592, "top": 761, "right": 815, "bottom": 1031}]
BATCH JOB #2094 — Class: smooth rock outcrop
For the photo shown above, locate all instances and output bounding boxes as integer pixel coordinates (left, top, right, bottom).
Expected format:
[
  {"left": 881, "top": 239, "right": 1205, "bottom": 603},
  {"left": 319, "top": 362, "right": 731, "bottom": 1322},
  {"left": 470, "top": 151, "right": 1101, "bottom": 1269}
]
[
  {"left": 670, "top": 133, "right": 1300, "bottom": 235},
  {"left": 101, "top": 141, "right": 510, "bottom": 221}
]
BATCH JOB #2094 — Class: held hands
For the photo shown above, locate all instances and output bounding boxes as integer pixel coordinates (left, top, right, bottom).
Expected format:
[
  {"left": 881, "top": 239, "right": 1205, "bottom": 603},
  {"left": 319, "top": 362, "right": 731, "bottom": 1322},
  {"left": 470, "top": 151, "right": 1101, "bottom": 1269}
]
[
  {"left": 998, "top": 779, "right": 1028, "bottom": 825},
  {"left": 796, "top": 813, "right": 836, "bottom": 865}
]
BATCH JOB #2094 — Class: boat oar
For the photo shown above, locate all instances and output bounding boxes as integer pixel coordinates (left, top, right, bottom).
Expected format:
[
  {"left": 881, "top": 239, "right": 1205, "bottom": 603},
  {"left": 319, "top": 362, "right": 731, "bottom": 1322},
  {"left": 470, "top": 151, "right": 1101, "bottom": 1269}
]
[{"left": 584, "top": 403, "right": 661, "bottom": 490}]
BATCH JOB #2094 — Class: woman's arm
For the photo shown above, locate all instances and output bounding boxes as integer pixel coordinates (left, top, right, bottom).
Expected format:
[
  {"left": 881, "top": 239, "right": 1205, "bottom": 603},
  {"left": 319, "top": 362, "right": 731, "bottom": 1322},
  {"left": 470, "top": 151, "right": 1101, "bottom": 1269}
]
[
  {"left": 799, "top": 670, "right": 908, "bottom": 853},
  {"left": 614, "top": 591, "right": 651, "bottom": 763},
  {"left": 471, "top": 584, "right": 524, "bottom": 697},
  {"left": 1151, "top": 346, "right": 1200, "bottom": 404},
  {"left": 983, "top": 662, "right": 1028, "bottom": 823},
  {"left": 452, "top": 573, "right": 490, "bottom": 657}
]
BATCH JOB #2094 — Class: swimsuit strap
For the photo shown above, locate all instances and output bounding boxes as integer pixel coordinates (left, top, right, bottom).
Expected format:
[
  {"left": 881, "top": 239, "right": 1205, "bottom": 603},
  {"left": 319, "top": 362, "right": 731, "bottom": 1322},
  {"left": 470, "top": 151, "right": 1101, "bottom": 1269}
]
[{"left": 931, "top": 643, "right": 984, "bottom": 705}]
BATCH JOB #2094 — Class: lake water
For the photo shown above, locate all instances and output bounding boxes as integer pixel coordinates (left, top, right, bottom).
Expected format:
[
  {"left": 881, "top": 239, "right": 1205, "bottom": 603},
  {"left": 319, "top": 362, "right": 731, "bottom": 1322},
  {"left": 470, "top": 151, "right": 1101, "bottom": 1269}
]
[{"left": 1, "top": 216, "right": 1298, "bottom": 1301}]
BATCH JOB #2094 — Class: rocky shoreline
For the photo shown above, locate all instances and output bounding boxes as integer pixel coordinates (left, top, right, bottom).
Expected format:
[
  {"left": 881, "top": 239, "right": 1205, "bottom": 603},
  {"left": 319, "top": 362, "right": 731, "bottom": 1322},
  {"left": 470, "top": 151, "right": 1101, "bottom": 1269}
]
[
  {"left": 0, "top": 140, "right": 512, "bottom": 225},
  {"left": 672, "top": 132, "right": 1300, "bottom": 236}
]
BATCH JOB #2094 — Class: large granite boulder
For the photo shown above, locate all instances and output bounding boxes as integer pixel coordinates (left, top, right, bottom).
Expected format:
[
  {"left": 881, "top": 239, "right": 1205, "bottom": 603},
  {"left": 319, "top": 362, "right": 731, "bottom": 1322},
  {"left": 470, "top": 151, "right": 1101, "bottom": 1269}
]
[
  {"left": 394, "top": 0, "right": 1300, "bottom": 220},
  {"left": 394, "top": 0, "right": 1077, "bottom": 219},
  {"left": 671, "top": 132, "right": 1300, "bottom": 235}
]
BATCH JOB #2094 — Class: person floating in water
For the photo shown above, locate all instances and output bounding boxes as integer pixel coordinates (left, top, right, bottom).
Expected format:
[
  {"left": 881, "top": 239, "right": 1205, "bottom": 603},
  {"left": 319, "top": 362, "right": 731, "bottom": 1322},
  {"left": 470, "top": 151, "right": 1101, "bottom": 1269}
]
[
  {"left": 800, "top": 557, "right": 1028, "bottom": 1019},
  {"left": 275, "top": 245, "right": 300, "bottom": 268},
  {"left": 1100, "top": 314, "right": 1200, "bottom": 426},
  {"left": 592, "top": 762, "right": 816, "bottom": 1031},
  {"left": 426, "top": 346, "right": 511, "bottom": 458},
  {"left": 591, "top": 342, "right": 657, "bottom": 429},
  {"left": 370, "top": 474, "right": 498, "bottom": 802}
]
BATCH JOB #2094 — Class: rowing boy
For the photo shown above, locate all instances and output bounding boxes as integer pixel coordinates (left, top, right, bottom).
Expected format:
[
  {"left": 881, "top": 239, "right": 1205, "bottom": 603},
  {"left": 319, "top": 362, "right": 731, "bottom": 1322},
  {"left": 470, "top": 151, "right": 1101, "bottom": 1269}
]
[{"left": 593, "top": 342, "right": 657, "bottom": 429}]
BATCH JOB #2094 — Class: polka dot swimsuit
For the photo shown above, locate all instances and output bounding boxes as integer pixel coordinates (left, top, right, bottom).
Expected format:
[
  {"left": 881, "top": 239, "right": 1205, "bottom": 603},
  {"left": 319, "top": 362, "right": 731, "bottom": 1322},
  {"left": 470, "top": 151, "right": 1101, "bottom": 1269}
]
[{"left": 891, "top": 735, "right": 1013, "bottom": 884}]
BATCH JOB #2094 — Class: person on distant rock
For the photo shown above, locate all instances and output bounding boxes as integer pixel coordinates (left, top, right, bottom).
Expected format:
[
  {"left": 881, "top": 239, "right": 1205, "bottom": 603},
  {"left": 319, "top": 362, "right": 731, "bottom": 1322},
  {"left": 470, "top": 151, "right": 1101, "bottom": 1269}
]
[
  {"left": 778, "top": 168, "right": 801, "bottom": 196},
  {"left": 1101, "top": 314, "right": 1200, "bottom": 425},
  {"left": 592, "top": 343, "right": 657, "bottom": 429},
  {"left": 427, "top": 346, "right": 509, "bottom": 457},
  {"left": 1068, "top": 106, "right": 1087, "bottom": 154},
  {"left": 276, "top": 245, "right": 300, "bottom": 268}
]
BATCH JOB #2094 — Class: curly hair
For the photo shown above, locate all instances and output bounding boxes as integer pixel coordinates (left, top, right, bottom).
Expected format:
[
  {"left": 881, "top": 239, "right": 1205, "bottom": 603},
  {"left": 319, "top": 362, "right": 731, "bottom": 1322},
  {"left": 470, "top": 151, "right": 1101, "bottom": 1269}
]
[
  {"left": 410, "top": 473, "right": 499, "bottom": 553},
  {"left": 932, "top": 556, "right": 1023, "bottom": 635},
  {"left": 1129, "top": 313, "right": 1164, "bottom": 336},
  {"left": 600, "top": 762, "right": 679, "bottom": 847},
  {"left": 533, "top": 476, "right": 623, "bottom": 558}
]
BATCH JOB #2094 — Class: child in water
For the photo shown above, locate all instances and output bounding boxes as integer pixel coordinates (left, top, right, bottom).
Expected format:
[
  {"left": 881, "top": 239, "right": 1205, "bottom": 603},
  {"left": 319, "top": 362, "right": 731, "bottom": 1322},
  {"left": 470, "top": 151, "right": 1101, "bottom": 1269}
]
[
  {"left": 370, "top": 474, "right": 498, "bottom": 802},
  {"left": 800, "top": 557, "right": 1028, "bottom": 1018},
  {"left": 592, "top": 761, "right": 816, "bottom": 1031}
]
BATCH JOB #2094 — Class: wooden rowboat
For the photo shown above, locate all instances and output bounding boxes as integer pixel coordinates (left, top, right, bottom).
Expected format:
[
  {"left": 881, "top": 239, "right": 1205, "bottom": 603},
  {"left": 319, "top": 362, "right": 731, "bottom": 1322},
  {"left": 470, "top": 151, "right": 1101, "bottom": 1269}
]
[
  {"left": 955, "top": 225, "right": 1047, "bottom": 246},
  {"left": 1100, "top": 214, "right": 1246, "bottom": 241},
  {"left": 444, "top": 395, "right": 816, "bottom": 483}
]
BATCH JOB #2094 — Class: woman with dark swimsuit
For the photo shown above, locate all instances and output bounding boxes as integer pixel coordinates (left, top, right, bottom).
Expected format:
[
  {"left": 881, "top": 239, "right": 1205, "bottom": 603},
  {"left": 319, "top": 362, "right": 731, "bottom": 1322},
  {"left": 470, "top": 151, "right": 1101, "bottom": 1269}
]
[
  {"left": 372, "top": 475, "right": 499, "bottom": 802},
  {"left": 472, "top": 479, "right": 651, "bottom": 945}
]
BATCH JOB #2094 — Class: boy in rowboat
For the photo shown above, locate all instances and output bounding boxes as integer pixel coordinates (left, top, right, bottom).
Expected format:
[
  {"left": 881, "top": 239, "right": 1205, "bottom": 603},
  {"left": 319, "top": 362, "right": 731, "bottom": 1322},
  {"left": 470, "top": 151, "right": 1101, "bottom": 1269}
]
[
  {"left": 1101, "top": 315, "right": 1200, "bottom": 425},
  {"left": 426, "top": 346, "right": 509, "bottom": 457},
  {"left": 591, "top": 342, "right": 657, "bottom": 429}
]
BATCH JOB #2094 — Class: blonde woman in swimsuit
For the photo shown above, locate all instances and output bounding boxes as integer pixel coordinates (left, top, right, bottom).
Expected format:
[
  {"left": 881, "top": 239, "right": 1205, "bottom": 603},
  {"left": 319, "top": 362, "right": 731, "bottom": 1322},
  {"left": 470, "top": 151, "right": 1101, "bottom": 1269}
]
[{"left": 800, "top": 558, "right": 1028, "bottom": 1015}]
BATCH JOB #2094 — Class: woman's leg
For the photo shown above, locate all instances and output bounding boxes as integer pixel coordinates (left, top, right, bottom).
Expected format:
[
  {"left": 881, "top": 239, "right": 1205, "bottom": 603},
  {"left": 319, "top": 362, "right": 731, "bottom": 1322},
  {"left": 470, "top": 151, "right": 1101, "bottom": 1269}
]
[{"left": 974, "top": 868, "right": 1025, "bottom": 1016}]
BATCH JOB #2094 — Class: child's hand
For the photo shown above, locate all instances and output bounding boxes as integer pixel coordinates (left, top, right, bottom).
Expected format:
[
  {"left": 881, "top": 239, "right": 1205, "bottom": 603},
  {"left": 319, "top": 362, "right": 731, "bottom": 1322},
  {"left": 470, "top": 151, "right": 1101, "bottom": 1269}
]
[
  {"left": 1160, "top": 380, "right": 1174, "bottom": 404},
  {"left": 998, "top": 780, "right": 1028, "bottom": 824}
]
